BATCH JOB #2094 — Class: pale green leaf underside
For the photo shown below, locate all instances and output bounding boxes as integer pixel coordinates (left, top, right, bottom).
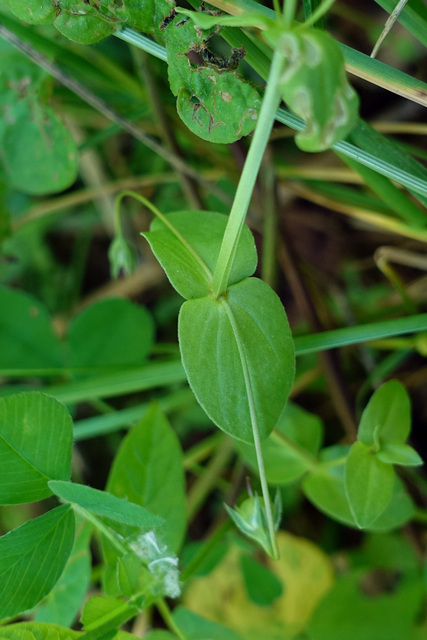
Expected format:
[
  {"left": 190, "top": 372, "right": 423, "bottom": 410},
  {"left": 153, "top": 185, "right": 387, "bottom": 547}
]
[
  {"left": 0, "top": 392, "right": 73, "bottom": 505},
  {"left": 48, "top": 480, "right": 164, "bottom": 530},
  {"left": 179, "top": 277, "right": 295, "bottom": 443},
  {"left": 0, "top": 505, "right": 75, "bottom": 619}
]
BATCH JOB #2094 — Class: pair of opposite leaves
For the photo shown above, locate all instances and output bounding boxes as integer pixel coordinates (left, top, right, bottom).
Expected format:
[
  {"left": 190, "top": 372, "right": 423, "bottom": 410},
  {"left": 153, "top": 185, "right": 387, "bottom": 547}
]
[{"left": 143, "top": 210, "right": 295, "bottom": 445}]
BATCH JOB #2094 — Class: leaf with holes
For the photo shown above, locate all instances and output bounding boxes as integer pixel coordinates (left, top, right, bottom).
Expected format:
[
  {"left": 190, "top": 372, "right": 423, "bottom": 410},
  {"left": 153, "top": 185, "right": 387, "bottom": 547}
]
[{"left": 164, "top": 17, "right": 261, "bottom": 143}]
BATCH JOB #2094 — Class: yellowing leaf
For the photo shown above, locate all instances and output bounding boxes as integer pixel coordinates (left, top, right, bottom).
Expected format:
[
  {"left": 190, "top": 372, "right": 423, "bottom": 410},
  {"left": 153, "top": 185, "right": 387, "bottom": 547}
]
[{"left": 183, "top": 533, "right": 334, "bottom": 640}]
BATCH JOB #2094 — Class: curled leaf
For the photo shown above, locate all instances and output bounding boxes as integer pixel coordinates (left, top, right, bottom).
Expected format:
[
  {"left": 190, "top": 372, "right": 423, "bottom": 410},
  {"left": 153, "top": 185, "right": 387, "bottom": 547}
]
[{"left": 267, "top": 28, "right": 359, "bottom": 151}]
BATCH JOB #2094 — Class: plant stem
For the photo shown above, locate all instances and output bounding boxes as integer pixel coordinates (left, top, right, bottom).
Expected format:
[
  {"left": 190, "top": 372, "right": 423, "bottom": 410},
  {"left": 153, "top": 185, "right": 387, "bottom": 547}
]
[
  {"left": 116, "top": 190, "right": 213, "bottom": 282},
  {"left": 270, "top": 429, "right": 320, "bottom": 472},
  {"left": 252, "top": 423, "right": 279, "bottom": 559},
  {"left": 186, "top": 436, "right": 234, "bottom": 521},
  {"left": 260, "top": 149, "right": 278, "bottom": 288},
  {"left": 156, "top": 599, "right": 187, "bottom": 640},
  {"left": 180, "top": 519, "right": 232, "bottom": 582},
  {"left": 72, "top": 504, "right": 127, "bottom": 555},
  {"left": 211, "top": 46, "right": 286, "bottom": 297},
  {"left": 283, "top": 0, "right": 297, "bottom": 28}
]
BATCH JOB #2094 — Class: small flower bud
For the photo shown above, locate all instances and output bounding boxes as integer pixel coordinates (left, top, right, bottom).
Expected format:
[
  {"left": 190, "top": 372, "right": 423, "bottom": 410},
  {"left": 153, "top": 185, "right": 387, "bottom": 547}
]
[{"left": 108, "top": 236, "right": 136, "bottom": 279}]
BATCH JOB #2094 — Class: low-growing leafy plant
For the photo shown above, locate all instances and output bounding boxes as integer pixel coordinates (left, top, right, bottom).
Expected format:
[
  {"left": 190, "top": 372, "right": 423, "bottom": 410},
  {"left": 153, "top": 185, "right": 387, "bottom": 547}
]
[{"left": 0, "top": 0, "right": 426, "bottom": 639}]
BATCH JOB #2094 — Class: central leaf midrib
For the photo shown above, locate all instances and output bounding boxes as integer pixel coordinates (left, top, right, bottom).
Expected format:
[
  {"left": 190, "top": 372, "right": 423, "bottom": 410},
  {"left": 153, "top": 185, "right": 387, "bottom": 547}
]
[
  {"left": 0, "top": 433, "right": 50, "bottom": 481},
  {"left": 220, "top": 296, "right": 259, "bottom": 439}
]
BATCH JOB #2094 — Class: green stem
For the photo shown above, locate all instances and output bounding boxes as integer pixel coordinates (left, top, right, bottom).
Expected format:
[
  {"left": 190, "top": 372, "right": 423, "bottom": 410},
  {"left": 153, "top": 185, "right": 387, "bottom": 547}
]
[
  {"left": 156, "top": 599, "right": 187, "bottom": 640},
  {"left": 283, "top": 0, "right": 298, "bottom": 28},
  {"left": 260, "top": 150, "right": 278, "bottom": 288},
  {"left": 116, "top": 190, "right": 212, "bottom": 282},
  {"left": 270, "top": 429, "right": 320, "bottom": 472},
  {"left": 72, "top": 504, "right": 127, "bottom": 555},
  {"left": 180, "top": 520, "right": 232, "bottom": 582},
  {"left": 183, "top": 431, "right": 225, "bottom": 469},
  {"left": 211, "top": 47, "right": 286, "bottom": 298},
  {"left": 186, "top": 437, "right": 234, "bottom": 521}
]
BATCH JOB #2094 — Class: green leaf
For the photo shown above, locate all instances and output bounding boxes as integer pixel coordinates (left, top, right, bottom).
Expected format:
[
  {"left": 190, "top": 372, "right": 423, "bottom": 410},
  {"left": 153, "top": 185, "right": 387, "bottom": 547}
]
[
  {"left": 48, "top": 481, "right": 164, "bottom": 531},
  {"left": 358, "top": 380, "right": 411, "bottom": 447},
  {"left": 240, "top": 554, "right": 283, "bottom": 606},
  {"left": 338, "top": 153, "right": 427, "bottom": 228},
  {"left": 2, "top": 105, "right": 78, "bottom": 195},
  {"left": 52, "top": 0, "right": 172, "bottom": 43},
  {"left": 106, "top": 404, "right": 186, "bottom": 553},
  {"left": 235, "top": 402, "right": 322, "bottom": 483},
  {"left": 0, "top": 623, "right": 79, "bottom": 640},
  {"left": 0, "top": 0, "right": 55, "bottom": 24},
  {"left": 368, "top": 480, "right": 415, "bottom": 533},
  {"left": 308, "top": 570, "right": 425, "bottom": 640},
  {"left": 172, "top": 607, "right": 244, "bottom": 640},
  {"left": 179, "top": 277, "right": 295, "bottom": 443},
  {"left": 80, "top": 595, "right": 140, "bottom": 638},
  {"left": 68, "top": 298, "right": 154, "bottom": 375},
  {"left": 349, "top": 119, "right": 427, "bottom": 209},
  {"left": 303, "top": 446, "right": 415, "bottom": 531},
  {"left": 0, "top": 287, "right": 64, "bottom": 371},
  {"left": 111, "top": 0, "right": 172, "bottom": 35},
  {"left": 164, "top": 17, "right": 261, "bottom": 143},
  {"left": 35, "top": 516, "right": 93, "bottom": 627},
  {"left": 377, "top": 442, "right": 423, "bottom": 467},
  {"left": 142, "top": 211, "right": 257, "bottom": 300},
  {"left": 345, "top": 441, "right": 395, "bottom": 528},
  {"left": 269, "top": 29, "right": 359, "bottom": 151},
  {"left": 144, "top": 633, "right": 176, "bottom": 640},
  {"left": 302, "top": 445, "right": 353, "bottom": 526},
  {"left": 0, "top": 505, "right": 75, "bottom": 620},
  {"left": 53, "top": 1, "right": 115, "bottom": 44},
  {"left": 0, "top": 392, "right": 73, "bottom": 505}
]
